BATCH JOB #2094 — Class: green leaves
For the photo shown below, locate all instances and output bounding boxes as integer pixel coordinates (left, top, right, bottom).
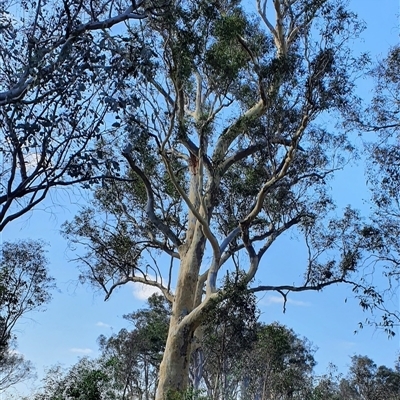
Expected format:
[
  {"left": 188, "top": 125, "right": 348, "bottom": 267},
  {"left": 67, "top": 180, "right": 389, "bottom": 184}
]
[
  {"left": 0, "top": 240, "right": 54, "bottom": 354},
  {"left": 0, "top": 240, "right": 53, "bottom": 390},
  {"left": 214, "top": 12, "right": 246, "bottom": 40},
  {"left": 205, "top": 12, "right": 249, "bottom": 83}
]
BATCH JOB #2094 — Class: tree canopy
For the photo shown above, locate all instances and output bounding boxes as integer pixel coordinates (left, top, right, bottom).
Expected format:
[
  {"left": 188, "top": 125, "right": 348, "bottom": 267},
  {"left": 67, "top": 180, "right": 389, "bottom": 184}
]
[
  {"left": 0, "top": 0, "right": 167, "bottom": 231},
  {"left": 1, "top": 0, "right": 399, "bottom": 398}
]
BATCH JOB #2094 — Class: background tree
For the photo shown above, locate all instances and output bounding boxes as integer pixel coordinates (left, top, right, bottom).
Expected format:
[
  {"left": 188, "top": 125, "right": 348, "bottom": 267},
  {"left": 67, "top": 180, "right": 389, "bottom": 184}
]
[
  {"left": 0, "top": 240, "right": 53, "bottom": 354},
  {"left": 0, "top": 350, "right": 34, "bottom": 393},
  {"left": 346, "top": 356, "right": 377, "bottom": 400},
  {"left": 311, "top": 365, "right": 343, "bottom": 400},
  {"left": 339, "top": 355, "right": 400, "bottom": 400},
  {"left": 24, "top": 358, "right": 117, "bottom": 400},
  {"left": 353, "top": 44, "right": 400, "bottom": 332},
  {"left": 311, "top": 355, "right": 400, "bottom": 400},
  {"left": 24, "top": 294, "right": 169, "bottom": 400},
  {"left": 373, "top": 363, "right": 400, "bottom": 399},
  {"left": 198, "top": 273, "right": 259, "bottom": 399},
  {"left": 98, "top": 294, "right": 170, "bottom": 400},
  {"left": 61, "top": 0, "right": 374, "bottom": 397},
  {"left": 22, "top": 289, "right": 400, "bottom": 400},
  {"left": 239, "top": 322, "right": 315, "bottom": 400},
  {"left": 0, "top": 239, "right": 53, "bottom": 391}
]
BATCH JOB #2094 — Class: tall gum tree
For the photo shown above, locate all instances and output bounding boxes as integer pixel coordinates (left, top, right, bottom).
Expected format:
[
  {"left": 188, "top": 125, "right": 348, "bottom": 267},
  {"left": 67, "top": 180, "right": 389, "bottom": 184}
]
[{"left": 62, "top": 0, "right": 371, "bottom": 397}]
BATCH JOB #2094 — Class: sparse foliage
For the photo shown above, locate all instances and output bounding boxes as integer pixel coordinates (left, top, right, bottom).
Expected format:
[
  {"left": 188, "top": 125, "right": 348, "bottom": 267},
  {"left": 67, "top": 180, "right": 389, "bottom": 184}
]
[
  {"left": 0, "top": 240, "right": 54, "bottom": 356},
  {"left": 350, "top": 44, "right": 400, "bottom": 333},
  {"left": 24, "top": 359, "right": 116, "bottom": 400},
  {"left": 0, "top": 239, "right": 53, "bottom": 390},
  {"left": 0, "top": 0, "right": 167, "bottom": 231},
  {"left": 98, "top": 294, "right": 170, "bottom": 399},
  {"left": 0, "top": 348, "right": 34, "bottom": 393}
]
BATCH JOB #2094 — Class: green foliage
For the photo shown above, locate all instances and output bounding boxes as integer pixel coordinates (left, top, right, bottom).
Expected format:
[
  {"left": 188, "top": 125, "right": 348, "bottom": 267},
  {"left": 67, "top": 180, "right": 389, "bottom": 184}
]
[
  {"left": 96, "top": 294, "right": 170, "bottom": 398},
  {"left": 0, "top": 240, "right": 54, "bottom": 360},
  {"left": 0, "top": 348, "right": 34, "bottom": 392},
  {"left": 62, "top": 0, "right": 368, "bottom": 310},
  {"left": 205, "top": 11, "right": 248, "bottom": 82},
  {"left": 123, "top": 294, "right": 170, "bottom": 361},
  {"left": 24, "top": 293, "right": 400, "bottom": 400},
  {"left": 51, "top": 0, "right": 394, "bottom": 396},
  {"left": 2, "top": 0, "right": 398, "bottom": 397},
  {"left": 201, "top": 272, "right": 259, "bottom": 395},
  {"left": 27, "top": 359, "right": 117, "bottom": 400},
  {"left": 0, "top": 240, "right": 51, "bottom": 391},
  {"left": 65, "top": 367, "right": 110, "bottom": 400},
  {"left": 240, "top": 323, "right": 316, "bottom": 400}
]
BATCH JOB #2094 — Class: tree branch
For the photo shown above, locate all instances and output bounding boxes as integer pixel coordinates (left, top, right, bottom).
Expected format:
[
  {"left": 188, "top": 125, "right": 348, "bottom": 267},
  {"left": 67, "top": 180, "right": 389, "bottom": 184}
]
[
  {"left": 161, "top": 152, "right": 220, "bottom": 259},
  {"left": 105, "top": 276, "right": 174, "bottom": 303},
  {"left": 122, "top": 151, "right": 182, "bottom": 248},
  {"left": 212, "top": 99, "right": 265, "bottom": 165},
  {"left": 0, "top": 4, "right": 149, "bottom": 105},
  {"left": 240, "top": 114, "right": 309, "bottom": 227},
  {"left": 249, "top": 278, "right": 346, "bottom": 294}
]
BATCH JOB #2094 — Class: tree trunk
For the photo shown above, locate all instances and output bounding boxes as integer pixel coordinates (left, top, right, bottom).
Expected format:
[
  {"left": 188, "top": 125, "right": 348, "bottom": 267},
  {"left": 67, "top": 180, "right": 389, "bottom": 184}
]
[
  {"left": 156, "top": 227, "right": 206, "bottom": 399},
  {"left": 156, "top": 151, "right": 211, "bottom": 399},
  {"left": 156, "top": 319, "right": 195, "bottom": 400}
]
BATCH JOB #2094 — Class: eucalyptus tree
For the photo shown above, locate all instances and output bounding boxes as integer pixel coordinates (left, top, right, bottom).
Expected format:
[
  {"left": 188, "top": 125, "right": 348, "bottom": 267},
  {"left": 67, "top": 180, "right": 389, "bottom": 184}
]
[
  {"left": 338, "top": 355, "right": 400, "bottom": 400},
  {"left": 239, "top": 323, "right": 315, "bottom": 400},
  {"left": 0, "top": 0, "right": 166, "bottom": 231},
  {"left": 98, "top": 294, "right": 170, "bottom": 400},
  {"left": 0, "top": 240, "right": 54, "bottom": 357},
  {"left": 62, "top": 0, "right": 371, "bottom": 397},
  {"left": 312, "top": 372, "right": 342, "bottom": 400},
  {"left": 199, "top": 314, "right": 316, "bottom": 400},
  {"left": 198, "top": 274, "right": 259, "bottom": 399},
  {"left": 0, "top": 350, "right": 34, "bottom": 393},
  {"left": 24, "top": 359, "right": 117, "bottom": 400},
  {"left": 352, "top": 45, "right": 400, "bottom": 332},
  {"left": 310, "top": 356, "right": 400, "bottom": 400},
  {"left": 0, "top": 240, "right": 53, "bottom": 391}
]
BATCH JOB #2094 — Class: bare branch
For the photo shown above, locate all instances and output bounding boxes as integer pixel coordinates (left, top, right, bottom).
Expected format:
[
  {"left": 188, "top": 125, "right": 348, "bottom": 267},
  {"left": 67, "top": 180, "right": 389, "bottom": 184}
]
[
  {"left": 104, "top": 275, "right": 174, "bottom": 303},
  {"left": 122, "top": 151, "right": 182, "bottom": 248},
  {"left": 161, "top": 152, "right": 220, "bottom": 259},
  {"left": 249, "top": 278, "right": 346, "bottom": 294},
  {"left": 240, "top": 113, "right": 310, "bottom": 227},
  {"left": 257, "top": 0, "right": 277, "bottom": 39}
]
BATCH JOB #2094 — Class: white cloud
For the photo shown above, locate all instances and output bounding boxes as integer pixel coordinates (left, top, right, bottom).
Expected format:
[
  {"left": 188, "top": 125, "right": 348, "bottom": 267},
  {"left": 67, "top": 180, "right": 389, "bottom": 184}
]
[
  {"left": 132, "top": 281, "right": 162, "bottom": 300},
  {"left": 96, "top": 321, "right": 111, "bottom": 328},
  {"left": 69, "top": 348, "right": 93, "bottom": 354},
  {"left": 24, "top": 152, "right": 40, "bottom": 168},
  {"left": 20, "top": 152, "right": 45, "bottom": 171},
  {"left": 261, "top": 295, "right": 311, "bottom": 307}
]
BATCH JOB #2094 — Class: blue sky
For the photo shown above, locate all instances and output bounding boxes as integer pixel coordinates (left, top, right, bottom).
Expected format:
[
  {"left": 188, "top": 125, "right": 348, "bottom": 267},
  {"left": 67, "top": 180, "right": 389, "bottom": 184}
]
[{"left": 2, "top": 0, "right": 400, "bottom": 397}]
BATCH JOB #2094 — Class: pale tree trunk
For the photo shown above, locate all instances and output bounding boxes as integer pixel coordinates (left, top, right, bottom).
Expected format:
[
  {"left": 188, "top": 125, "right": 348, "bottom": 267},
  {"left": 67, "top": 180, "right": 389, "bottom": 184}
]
[
  {"left": 156, "top": 219, "right": 207, "bottom": 399},
  {"left": 156, "top": 124, "right": 216, "bottom": 399},
  {"left": 157, "top": 318, "right": 195, "bottom": 399}
]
